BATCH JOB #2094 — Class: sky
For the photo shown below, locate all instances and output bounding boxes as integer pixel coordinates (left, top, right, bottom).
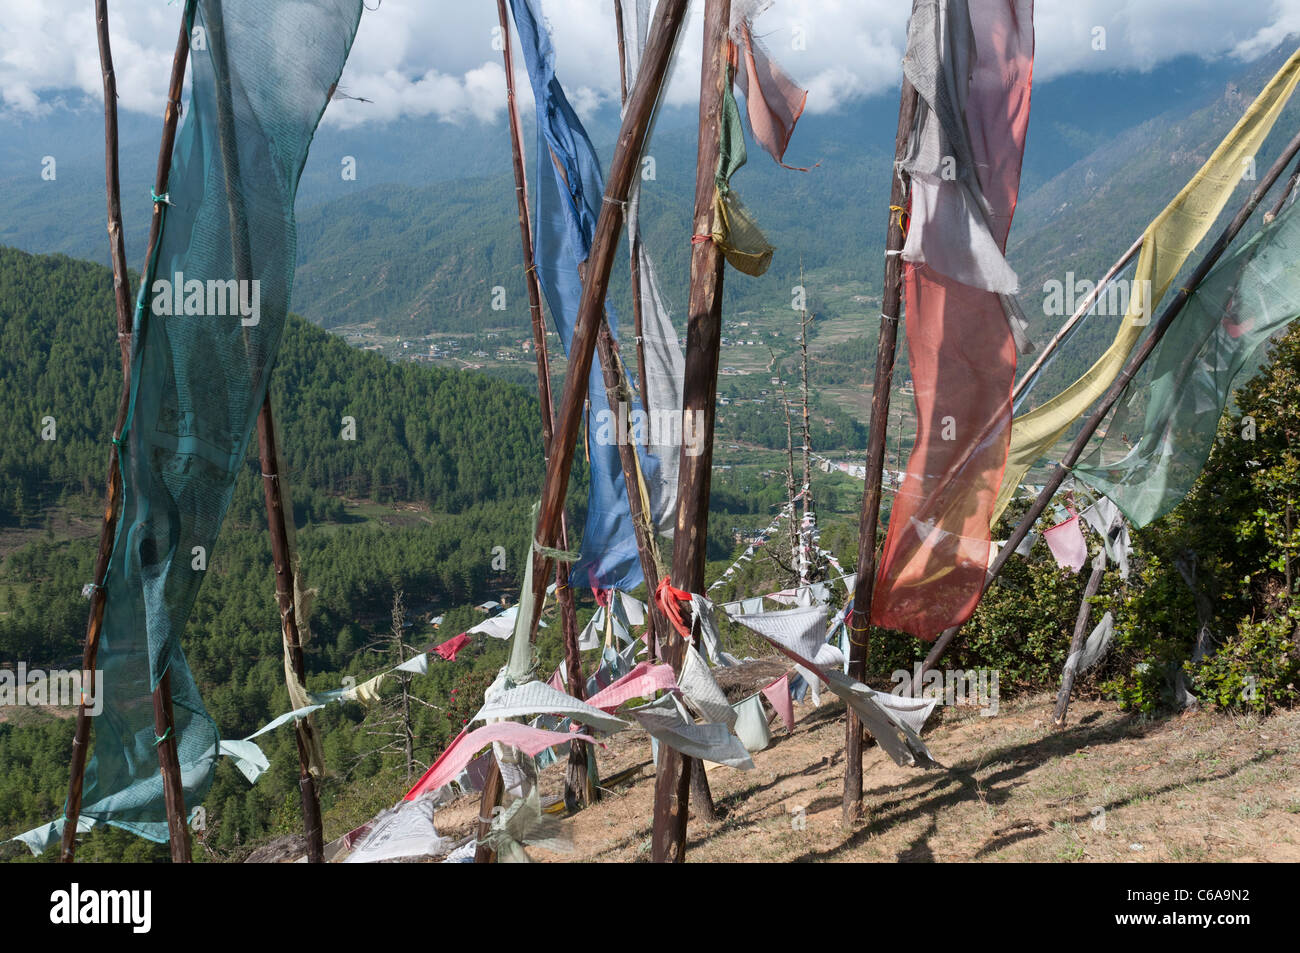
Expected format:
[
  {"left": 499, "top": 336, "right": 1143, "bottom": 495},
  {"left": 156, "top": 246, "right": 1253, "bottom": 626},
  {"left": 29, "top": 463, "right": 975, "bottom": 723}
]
[{"left": 2, "top": 0, "right": 1299, "bottom": 126}]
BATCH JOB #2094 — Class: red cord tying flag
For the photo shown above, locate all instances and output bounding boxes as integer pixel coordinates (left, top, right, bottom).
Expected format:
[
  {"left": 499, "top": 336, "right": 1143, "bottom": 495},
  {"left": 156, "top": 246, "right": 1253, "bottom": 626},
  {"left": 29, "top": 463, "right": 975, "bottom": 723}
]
[{"left": 654, "top": 577, "right": 694, "bottom": 640}]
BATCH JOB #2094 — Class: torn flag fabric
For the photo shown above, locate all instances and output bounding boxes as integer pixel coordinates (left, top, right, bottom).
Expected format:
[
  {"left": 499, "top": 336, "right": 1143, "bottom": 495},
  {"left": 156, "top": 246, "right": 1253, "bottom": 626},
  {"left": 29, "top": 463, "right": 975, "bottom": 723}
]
[
  {"left": 1044, "top": 510, "right": 1087, "bottom": 573},
  {"left": 730, "top": 14, "right": 809, "bottom": 169}
]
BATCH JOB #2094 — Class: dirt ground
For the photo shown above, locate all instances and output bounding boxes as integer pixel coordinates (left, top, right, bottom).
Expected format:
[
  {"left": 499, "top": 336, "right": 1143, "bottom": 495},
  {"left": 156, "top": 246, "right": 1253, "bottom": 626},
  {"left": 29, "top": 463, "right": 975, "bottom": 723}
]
[{"left": 431, "top": 693, "right": 1300, "bottom": 862}]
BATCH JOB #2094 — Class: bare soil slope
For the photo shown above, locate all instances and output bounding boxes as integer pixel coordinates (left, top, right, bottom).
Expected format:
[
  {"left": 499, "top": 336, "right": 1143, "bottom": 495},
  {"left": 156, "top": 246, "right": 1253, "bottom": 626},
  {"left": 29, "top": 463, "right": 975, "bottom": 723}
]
[{"left": 432, "top": 694, "right": 1300, "bottom": 862}]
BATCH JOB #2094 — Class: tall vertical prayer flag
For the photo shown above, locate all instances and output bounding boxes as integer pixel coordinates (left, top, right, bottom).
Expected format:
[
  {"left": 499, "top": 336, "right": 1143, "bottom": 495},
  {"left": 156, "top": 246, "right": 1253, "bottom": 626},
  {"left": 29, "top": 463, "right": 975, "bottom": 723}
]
[
  {"left": 68, "top": 0, "right": 365, "bottom": 844},
  {"left": 509, "top": 0, "right": 662, "bottom": 590},
  {"left": 872, "top": 0, "right": 1034, "bottom": 639}
]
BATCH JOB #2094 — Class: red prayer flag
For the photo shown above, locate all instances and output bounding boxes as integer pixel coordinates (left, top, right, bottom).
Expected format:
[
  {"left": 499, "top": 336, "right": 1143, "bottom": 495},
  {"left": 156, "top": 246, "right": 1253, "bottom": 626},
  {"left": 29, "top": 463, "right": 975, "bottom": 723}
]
[
  {"left": 871, "top": 0, "right": 1034, "bottom": 640},
  {"left": 584, "top": 661, "right": 678, "bottom": 713},
  {"left": 433, "top": 632, "right": 471, "bottom": 661}
]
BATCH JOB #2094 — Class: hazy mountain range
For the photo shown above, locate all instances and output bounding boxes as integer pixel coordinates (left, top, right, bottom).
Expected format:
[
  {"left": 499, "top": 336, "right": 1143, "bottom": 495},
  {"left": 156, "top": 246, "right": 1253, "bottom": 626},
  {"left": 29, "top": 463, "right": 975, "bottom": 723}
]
[{"left": 2, "top": 43, "right": 1294, "bottom": 383}]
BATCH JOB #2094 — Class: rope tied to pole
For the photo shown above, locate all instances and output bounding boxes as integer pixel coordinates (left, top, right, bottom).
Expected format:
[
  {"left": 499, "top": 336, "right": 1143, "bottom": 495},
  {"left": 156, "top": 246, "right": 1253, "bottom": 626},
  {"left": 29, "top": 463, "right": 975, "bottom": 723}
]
[
  {"left": 889, "top": 204, "right": 909, "bottom": 235},
  {"left": 846, "top": 609, "right": 871, "bottom": 646}
]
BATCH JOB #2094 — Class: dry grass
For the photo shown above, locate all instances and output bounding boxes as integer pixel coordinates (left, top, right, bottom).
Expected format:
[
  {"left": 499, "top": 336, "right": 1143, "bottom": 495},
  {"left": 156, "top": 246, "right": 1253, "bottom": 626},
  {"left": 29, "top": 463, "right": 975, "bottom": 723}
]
[{"left": 431, "top": 693, "right": 1300, "bottom": 862}]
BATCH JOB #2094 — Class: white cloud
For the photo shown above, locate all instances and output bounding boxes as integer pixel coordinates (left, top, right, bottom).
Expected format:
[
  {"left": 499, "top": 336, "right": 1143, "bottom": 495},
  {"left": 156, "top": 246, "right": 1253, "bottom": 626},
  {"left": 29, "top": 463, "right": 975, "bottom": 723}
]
[{"left": 3, "top": 0, "right": 1299, "bottom": 124}]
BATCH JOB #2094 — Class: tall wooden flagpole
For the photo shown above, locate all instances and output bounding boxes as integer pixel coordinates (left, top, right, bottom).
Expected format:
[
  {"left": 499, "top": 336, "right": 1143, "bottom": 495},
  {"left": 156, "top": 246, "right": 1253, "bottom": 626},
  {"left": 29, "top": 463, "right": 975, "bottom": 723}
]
[
  {"left": 255, "top": 399, "right": 325, "bottom": 862},
  {"left": 843, "top": 67, "right": 920, "bottom": 825},
  {"left": 64, "top": 2, "right": 193, "bottom": 863},
  {"left": 798, "top": 262, "right": 814, "bottom": 582},
  {"left": 650, "top": 0, "right": 731, "bottom": 864}
]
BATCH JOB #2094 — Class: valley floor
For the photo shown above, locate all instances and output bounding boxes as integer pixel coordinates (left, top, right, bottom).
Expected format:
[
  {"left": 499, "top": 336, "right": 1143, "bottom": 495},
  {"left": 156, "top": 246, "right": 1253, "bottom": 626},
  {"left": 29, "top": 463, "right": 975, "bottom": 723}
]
[{"left": 431, "top": 694, "right": 1300, "bottom": 862}]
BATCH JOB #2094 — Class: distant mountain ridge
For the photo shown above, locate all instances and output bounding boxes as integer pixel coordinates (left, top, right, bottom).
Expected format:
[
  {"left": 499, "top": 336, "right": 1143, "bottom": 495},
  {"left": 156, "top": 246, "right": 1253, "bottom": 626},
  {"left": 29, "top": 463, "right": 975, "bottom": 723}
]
[{"left": 0, "top": 45, "right": 1286, "bottom": 372}]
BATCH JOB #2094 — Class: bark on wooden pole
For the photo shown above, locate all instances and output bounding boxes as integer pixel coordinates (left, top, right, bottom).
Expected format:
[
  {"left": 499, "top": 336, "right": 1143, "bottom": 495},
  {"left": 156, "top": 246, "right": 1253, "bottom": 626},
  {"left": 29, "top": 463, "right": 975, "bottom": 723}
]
[
  {"left": 906, "top": 124, "right": 1300, "bottom": 691},
  {"left": 1052, "top": 547, "right": 1105, "bottom": 725},
  {"left": 523, "top": 0, "right": 689, "bottom": 640},
  {"left": 151, "top": 670, "right": 192, "bottom": 861},
  {"left": 783, "top": 381, "right": 801, "bottom": 574},
  {"left": 649, "top": 0, "right": 732, "bottom": 864},
  {"left": 63, "top": 2, "right": 192, "bottom": 864},
  {"left": 255, "top": 395, "right": 324, "bottom": 862},
  {"left": 798, "top": 264, "right": 814, "bottom": 582},
  {"left": 843, "top": 72, "right": 920, "bottom": 826}
]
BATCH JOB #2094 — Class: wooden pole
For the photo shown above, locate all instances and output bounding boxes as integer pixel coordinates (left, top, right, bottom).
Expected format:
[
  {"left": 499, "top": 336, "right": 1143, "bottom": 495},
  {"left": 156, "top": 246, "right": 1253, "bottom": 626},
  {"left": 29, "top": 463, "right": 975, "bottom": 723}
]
[
  {"left": 63, "top": 2, "right": 192, "bottom": 864},
  {"left": 96, "top": 0, "right": 132, "bottom": 378},
  {"left": 783, "top": 384, "right": 800, "bottom": 575},
  {"left": 522, "top": 0, "right": 689, "bottom": 641},
  {"left": 798, "top": 263, "right": 814, "bottom": 582},
  {"left": 1052, "top": 547, "right": 1105, "bottom": 725},
  {"left": 151, "top": 670, "right": 191, "bottom": 861},
  {"left": 906, "top": 124, "right": 1300, "bottom": 691},
  {"left": 843, "top": 71, "right": 920, "bottom": 826},
  {"left": 255, "top": 395, "right": 324, "bottom": 862},
  {"left": 473, "top": 765, "right": 505, "bottom": 865},
  {"left": 1265, "top": 154, "right": 1300, "bottom": 221},
  {"left": 650, "top": 0, "right": 732, "bottom": 864},
  {"left": 613, "top": 0, "right": 652, "bottom": 426},
  {"left": 770, "top": 355, "right": 800, "bottom": 577},
  {"left": 492, "top": 0, "right": 593, "bottom": 819}
]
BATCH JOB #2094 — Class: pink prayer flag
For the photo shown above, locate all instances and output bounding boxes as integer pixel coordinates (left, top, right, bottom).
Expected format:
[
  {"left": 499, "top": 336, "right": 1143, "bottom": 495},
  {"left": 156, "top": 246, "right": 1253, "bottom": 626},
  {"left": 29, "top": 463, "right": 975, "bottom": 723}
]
[
  {"left": 733, "top": 22, "right": 809, "bottom": 169},
  {"left": 1044, "top": 511, "right": 1087, "bottom": 573},
  {"left": 761, "top": 673, "right": 795, "bottom": 731},
  {"left": 433, "top": 632, "right": 470, "bottom": 661},
  {"left": 403, "top": 722, "right": 596, "bottom": 802},
  {"left": 584, "top": 661, "right": 677, "bottom": 713},
  {"left": 547, "top": 667, "right": 566, "bottom": 692}
]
